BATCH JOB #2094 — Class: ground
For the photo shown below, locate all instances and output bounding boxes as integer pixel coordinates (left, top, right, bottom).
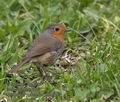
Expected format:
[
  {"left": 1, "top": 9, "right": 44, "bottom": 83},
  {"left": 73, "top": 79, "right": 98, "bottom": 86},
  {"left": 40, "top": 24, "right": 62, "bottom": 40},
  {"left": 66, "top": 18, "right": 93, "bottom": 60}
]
[{"left": 0, "top": 0, "right": 120, "bottom": 101}]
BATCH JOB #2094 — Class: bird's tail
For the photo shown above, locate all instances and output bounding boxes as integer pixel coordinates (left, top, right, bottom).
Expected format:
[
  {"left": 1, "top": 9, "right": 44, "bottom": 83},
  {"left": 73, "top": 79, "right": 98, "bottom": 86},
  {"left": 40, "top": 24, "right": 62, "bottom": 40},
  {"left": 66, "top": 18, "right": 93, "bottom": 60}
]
[{"left": 8, "top": 58, "right": 30, "bottom": 74}]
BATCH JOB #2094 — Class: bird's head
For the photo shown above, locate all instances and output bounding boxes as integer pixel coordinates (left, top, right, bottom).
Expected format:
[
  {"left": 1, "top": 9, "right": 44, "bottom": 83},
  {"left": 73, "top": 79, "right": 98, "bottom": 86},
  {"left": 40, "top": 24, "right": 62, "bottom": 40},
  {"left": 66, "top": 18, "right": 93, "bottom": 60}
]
[{"left": 45, "top": 24, "right": 70, "bottom": 42}]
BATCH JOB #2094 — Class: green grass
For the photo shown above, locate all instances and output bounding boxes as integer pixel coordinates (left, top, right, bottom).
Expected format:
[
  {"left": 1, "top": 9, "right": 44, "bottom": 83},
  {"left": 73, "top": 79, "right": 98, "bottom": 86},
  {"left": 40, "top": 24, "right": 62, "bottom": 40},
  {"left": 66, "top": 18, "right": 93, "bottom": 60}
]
[{"left": 0, "top": 0, "right": 120, "bottom": 101}]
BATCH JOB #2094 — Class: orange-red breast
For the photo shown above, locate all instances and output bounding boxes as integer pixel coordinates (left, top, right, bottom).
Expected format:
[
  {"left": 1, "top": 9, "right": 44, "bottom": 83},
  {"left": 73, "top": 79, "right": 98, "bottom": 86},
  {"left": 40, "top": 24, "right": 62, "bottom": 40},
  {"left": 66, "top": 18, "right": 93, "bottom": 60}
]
[{"left": 8, "top": 24, "right": 69, "bottom": 74}]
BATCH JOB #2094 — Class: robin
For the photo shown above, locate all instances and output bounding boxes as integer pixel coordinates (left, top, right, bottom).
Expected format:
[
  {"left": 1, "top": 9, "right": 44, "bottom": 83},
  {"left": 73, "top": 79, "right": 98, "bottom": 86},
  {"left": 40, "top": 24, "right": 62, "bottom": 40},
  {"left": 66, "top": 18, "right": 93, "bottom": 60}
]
[{"left": 8, "top": 24, "right": 70, "bottom": 74}]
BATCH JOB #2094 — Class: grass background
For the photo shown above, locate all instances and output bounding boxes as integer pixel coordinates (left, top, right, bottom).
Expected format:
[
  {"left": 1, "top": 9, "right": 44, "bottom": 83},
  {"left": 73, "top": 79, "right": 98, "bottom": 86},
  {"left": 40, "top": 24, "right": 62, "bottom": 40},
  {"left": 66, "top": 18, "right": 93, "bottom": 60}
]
[{"left": 0, "top": 0, "right": 120, "bottom": 101}]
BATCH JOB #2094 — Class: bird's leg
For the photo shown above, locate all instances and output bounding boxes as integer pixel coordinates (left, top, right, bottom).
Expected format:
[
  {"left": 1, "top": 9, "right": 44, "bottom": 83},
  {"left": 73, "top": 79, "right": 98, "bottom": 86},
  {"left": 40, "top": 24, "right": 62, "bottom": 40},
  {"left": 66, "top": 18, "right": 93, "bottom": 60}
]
[{"left": 35, "top": 63, "right": 46, "bottom": 77}]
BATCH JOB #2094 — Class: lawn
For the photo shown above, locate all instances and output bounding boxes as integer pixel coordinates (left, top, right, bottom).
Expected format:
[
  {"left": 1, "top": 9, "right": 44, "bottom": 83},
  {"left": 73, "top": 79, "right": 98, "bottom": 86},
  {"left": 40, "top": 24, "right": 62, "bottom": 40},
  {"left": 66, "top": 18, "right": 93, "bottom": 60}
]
[{"left": 0, "top": 0, "right": 120, "bottom": 101}]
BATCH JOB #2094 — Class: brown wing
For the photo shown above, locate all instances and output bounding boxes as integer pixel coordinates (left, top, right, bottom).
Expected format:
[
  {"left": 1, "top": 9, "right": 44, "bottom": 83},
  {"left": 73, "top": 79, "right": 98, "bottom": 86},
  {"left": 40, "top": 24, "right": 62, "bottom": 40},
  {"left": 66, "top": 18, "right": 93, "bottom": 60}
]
[
  {"left": 25, "top": 34, "right": 63, "bottom": 59},
  {"left": 8, "top": 33, "right": 64, "bottom": 74}
]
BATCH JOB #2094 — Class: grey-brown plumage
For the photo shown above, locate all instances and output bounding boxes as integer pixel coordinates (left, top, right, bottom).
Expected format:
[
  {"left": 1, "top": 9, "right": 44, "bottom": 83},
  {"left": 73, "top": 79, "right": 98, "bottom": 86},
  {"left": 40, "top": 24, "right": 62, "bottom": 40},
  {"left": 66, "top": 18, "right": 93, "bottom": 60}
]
[{"left": 8, "top": 24, "right": 67, "bottom": 74}]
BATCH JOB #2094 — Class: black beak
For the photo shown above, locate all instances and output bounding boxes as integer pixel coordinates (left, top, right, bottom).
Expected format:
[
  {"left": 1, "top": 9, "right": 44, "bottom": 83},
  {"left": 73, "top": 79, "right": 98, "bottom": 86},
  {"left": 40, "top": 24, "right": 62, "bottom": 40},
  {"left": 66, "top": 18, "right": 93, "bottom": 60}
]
[{"left": 65, "top": 28, "right": 71, "bottom": 32}]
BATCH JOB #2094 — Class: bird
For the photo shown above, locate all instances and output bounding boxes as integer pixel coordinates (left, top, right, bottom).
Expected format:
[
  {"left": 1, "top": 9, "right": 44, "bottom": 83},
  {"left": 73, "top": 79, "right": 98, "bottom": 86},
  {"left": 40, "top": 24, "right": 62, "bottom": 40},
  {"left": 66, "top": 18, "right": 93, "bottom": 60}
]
[{"left": 8, "top": 24, "right": 70, "bottom": 74}]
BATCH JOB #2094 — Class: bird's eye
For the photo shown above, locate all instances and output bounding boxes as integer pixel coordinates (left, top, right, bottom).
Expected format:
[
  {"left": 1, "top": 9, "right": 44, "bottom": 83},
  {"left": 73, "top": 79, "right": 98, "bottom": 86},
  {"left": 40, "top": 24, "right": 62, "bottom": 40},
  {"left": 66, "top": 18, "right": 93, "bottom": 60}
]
[{"left": 54, "top": 27, "right": 60, "bottom": 31}]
